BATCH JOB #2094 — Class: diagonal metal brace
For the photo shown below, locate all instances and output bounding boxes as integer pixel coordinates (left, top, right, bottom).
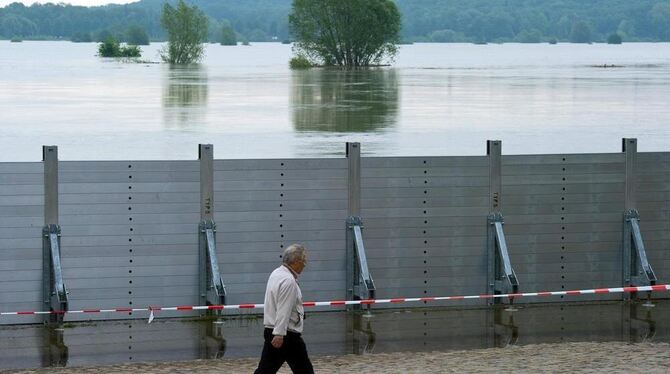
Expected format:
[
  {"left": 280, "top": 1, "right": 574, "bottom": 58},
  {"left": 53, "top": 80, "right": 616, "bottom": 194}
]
[
  {"left": 347, "top": 216, "right": 376, "bottom": 302},
  {"left": 199, "top": 220, "right": 226, "bottom": 306},
  {"left": 43, "top": 224, "right": 68, "bottom": 319},
  {"left": 624, "top": 210, "right": 657, "bottom": 287},
  {"left": 487, "top": 213, "right": 519, "bottom": 300}
]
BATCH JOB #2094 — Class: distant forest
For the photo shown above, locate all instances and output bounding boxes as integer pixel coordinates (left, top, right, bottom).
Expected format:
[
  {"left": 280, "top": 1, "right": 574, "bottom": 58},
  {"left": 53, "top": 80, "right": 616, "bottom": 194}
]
[{"left": 1, "top": 0, "right": 670, "bottom": 43}]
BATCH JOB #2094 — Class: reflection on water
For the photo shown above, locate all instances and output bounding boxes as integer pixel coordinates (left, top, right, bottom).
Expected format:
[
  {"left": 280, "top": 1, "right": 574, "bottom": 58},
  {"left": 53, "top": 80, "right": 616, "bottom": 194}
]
[
  {"left": 493, "top": 309, "right": 519, "bottom": 348},
  {"left": 199, "top": 320, "right": 227, "bottom": 359},
  {"left": 2, "top": 300, "right": 668, "bottom": 370},
  {"left": 349, "top": 311, "right": 377, "bottom": 355},
  {"left": 42, "top": 327, "right": 68, "bottom": 367},
  {"left": 162, "top": 65, "right": 209, "bottom": 129},
  {"left": 629, "top": 304, "right": 657, "bottom": 342},
  {"left": 291, "top": 68, "right": 399, "bottom": 132}
]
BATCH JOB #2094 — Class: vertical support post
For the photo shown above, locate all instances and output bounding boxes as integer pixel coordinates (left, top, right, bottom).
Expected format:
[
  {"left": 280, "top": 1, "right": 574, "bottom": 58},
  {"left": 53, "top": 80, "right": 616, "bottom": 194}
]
[
  {"left": 488, "top": 140, "right": 502, "bottom": 213},
  {"left": 199, "top": 144, "right": 212, "bottom": 310},
  {"left": 43, "top": 145, "right": 56, "bottom": 323},
  {"left": 623, "top": 138, "right": 636, "bottom": 302},
  {"left": 198, "top": 144, "right": 225, "bottom": 312},
  {"left": 622, "top": 138, "right": 657, "bottom": 305},
  {"left": 346, "top": 142, "right": 361, "bottom": 308},
  {"left": 487, "top": 140, "right": 502, "bottom": 305},
  {"left": 200, "top": 144, "right": 214, "bottom": 221},
  {"left": 347, "top": 142, "right": 361, "bottom": 217},
  {"left": 44, "top": 146, "right": 59, "bottom": 227},
  {"left": 623, "top": 138, "right": 636, "bottom": 213},
  {"left": 42, "top": 146, "right": 67, "bottom": 324}
]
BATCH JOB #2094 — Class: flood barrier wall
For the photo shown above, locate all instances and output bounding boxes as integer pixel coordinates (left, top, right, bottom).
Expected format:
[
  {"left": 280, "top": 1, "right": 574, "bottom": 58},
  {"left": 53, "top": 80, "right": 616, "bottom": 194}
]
[{"left": 1, "top": 141, "right": 669, "bottom": 324}]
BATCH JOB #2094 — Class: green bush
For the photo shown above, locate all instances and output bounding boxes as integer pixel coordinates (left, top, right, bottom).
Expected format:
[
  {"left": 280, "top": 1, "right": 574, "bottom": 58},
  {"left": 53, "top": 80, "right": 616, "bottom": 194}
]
[
  {"left": 98, "top": 37, "right": 120, "bottom": 57},
  {"left": 290, "top": 0, "right": 400, "bottom": 67},
  {"left": 98, "top": 37, "right": 141, "bottom": 58},
  {"left": 160, "top": 0, "right": 208, "bottom": 64},
  {"left": 289, "top": 55, "right": 313, "bottom": 69},
  {"left": 120, "top": 45, "right": 141, "bottom": 57}
]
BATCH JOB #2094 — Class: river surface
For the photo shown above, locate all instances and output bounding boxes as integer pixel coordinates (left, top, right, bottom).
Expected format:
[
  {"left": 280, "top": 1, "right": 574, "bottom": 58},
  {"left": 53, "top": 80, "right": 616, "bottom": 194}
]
[{"left": 0, "top": 41, "right": 669, "bottom": 161}]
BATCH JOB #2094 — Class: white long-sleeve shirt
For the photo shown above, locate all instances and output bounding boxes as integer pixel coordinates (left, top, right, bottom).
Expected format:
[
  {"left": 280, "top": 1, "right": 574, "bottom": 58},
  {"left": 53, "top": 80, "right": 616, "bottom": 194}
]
[{"left": 263, "top": 265, "right": 304, "bottom": 336}]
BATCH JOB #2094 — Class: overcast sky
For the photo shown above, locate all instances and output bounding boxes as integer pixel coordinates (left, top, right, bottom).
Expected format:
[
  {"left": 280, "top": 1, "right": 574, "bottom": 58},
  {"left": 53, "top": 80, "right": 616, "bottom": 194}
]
[{"left": 0, "top": 0, "right": 137, "bottom": 6}]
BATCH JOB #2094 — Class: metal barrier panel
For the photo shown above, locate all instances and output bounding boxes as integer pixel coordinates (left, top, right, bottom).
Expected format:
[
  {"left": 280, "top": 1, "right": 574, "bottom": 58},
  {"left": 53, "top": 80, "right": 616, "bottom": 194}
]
[
  {"left": 1, "top": 151, "right": 668, "bottom": 326},
  {"left": 502, "top": 153, "right": 625, "bottom": 302},
  {"left": 213, "top": 158, "right": 348, "bottom": 309},
  {"left": 58, "top": 161, "right": 200, "bottom": 321},
  {"left": 361, "top": 156, "right": 490, "bottom": 308},
  {"left": 636, "top": 152, "right": 670, "bottom": 283},
  {"left": 0, "top": 162, "right": 44, "bottom": 325}
]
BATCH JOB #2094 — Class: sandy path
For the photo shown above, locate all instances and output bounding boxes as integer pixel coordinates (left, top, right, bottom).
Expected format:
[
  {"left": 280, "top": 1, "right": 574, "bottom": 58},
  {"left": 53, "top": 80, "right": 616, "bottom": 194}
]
[{"left": 4, "top": 341, "right": 670, "bottom": 374}]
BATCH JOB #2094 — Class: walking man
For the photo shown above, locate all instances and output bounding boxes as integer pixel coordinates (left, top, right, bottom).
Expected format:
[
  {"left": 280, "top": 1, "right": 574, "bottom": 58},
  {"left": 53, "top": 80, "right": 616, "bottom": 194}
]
[{"left": 255, "top": 244, "right": 314, "bottom": 374}]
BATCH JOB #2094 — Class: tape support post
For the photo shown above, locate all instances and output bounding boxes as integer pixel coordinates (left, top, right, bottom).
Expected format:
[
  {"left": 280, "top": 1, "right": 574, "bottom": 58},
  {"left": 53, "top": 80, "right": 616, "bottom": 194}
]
[{"left": 2, "top": 284, "right": 668, "bottom": 317}]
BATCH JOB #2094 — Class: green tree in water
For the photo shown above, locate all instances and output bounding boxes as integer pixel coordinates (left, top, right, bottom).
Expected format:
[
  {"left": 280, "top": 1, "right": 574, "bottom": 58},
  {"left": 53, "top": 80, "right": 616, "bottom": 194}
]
[
  {"left": 289, "top": 0, "right": 401, "bottom": 67},
  {"left": 160, "top": 0, "right": 208, "bottom": 64}
]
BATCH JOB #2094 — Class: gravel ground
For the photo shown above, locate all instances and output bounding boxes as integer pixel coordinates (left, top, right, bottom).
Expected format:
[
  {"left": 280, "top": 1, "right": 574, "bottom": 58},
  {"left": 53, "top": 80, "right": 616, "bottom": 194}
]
[{"left": 3, "top": 341, "right": 670, "bottom": 374}]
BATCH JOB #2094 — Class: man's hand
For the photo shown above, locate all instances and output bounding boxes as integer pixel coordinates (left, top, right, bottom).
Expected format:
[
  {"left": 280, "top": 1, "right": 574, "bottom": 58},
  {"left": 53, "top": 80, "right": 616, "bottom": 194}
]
[{"left": 271, "top": 335, "right": 284, "bottom": 348}]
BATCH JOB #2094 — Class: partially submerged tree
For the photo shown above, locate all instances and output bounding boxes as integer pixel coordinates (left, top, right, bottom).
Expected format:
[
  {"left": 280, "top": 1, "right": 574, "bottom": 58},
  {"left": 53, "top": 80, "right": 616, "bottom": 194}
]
[
  {"left": 160, "top": 0, "right": 208, "bottom": 64},
  {"left": 289, "top": 0, "right": 401, "bottom": 68}
]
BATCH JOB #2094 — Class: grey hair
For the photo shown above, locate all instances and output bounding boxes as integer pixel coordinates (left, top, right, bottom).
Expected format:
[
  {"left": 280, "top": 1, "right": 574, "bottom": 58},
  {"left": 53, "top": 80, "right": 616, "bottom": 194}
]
[{"left": 282, "top": 244, "right": 306, "bottom": 265}]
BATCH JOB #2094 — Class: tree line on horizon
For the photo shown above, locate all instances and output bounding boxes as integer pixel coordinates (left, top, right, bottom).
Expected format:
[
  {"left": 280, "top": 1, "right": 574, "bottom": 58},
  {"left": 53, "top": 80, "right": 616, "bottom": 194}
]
[{"left": 1, "top": 0, "right": 670, "bottom": 43}]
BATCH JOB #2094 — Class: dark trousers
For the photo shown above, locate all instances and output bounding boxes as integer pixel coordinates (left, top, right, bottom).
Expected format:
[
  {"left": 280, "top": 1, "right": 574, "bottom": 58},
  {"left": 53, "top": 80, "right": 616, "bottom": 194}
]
[{"left": 254, "top": 328, "right": 314, "bottom": 374}]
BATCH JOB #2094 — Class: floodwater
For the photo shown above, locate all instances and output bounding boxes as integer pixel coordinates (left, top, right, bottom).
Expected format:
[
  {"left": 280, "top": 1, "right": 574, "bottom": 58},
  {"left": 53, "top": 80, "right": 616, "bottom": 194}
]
[
  {"left": 2, "top": 41, "right": 670, "bottom": 371},
  {"left": 0, "top": 42, "right": 670, "bottom": 161},
  {"left": 1, "top": 300, "right": 668, "bottom": 370}
]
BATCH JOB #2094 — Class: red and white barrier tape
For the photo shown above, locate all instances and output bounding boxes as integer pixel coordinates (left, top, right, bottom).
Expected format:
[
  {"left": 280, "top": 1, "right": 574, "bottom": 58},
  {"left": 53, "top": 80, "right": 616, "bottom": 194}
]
[{"left": 2, "top": 284, "right": 668, "bottom": 323}]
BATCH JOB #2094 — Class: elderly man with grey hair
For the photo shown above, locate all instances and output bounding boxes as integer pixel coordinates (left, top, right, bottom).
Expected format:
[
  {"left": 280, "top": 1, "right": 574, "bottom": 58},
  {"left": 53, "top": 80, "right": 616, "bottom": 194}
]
[{"left": 255, "top": 244, "right": 314, "bottom": 374}]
